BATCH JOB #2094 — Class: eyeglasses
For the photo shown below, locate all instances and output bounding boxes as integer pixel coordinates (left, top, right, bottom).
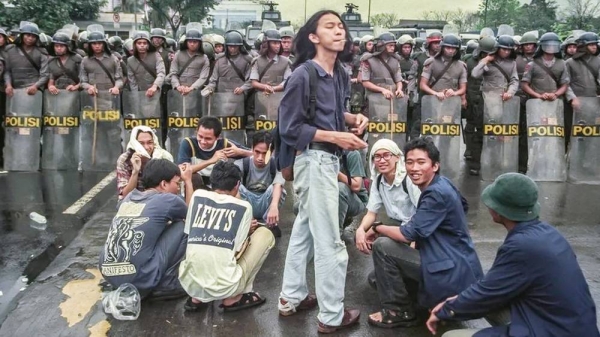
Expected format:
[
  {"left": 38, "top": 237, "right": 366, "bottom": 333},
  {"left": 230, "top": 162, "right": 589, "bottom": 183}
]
[{"left": 373, "top": 152, "right": 394, "bottom": 162}]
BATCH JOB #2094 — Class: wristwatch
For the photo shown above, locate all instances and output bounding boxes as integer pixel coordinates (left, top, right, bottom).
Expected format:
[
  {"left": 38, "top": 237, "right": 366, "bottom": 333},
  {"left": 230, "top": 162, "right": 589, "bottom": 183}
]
[{"left": 371, "top": 221, "right": 382, "bottom": 233}]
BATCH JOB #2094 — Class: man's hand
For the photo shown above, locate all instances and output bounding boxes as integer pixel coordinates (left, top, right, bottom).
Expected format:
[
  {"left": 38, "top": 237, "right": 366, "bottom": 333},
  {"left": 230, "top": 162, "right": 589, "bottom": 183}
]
[
  {"left": 5, "top": 86, "right": 14, "bottom": 97},
  {"left": 131, "top": 153, "right": 142, "bottom": 174},
  {"left": 347, "top": 113, "right": 369, "bottom": 135},
  {"left": 426, "top": 295, "right": 458, "bottom": 335},
  {"left": 263, "top": 84, "right": 274, "bottom": 94},
  {"left": 233, "top": 87, "right": 244, "bottom": 95},
  {"left": 483, "top": 54, "right": 495, "bottom": 64},
  {"left": 434, "top": 91, "right": 446, "bottom": 100},
  {"left": 210, "top": 150, "right": 227, "bottom": 164},
  {"left": 333, "top": 132, "right": 368, "bottom": 150},
  {"left": 109, "top": 86, "right": 120, "bottom": 95},
  {"left": 66, "top": 84, "right": 79, "bottom": 92},
  {"left": 351, "top": 78, "right": 358, "bottom": 84},
  {"left": 395, "top": 87, "right": 404, "bottom": 98},
  {"left": 87, "top": 86, "right": 98, "bottom": 96},
  {"left": 223, "top": 143, "right": 244, "bottom": 158},
  {"left": 381, "top": 88, "right": 394, "bottom": 99},
  {"left": 26, "top": 85, "right": 38, "bottom": 95},
  {"left": 176, "top": 85, "right": 187, "bottom": 94},
  {"left": 48, "top": 85, "right": 59, "bottom": 95},
  {"left": 180, "top": 163, "right": 193, "bottom": 182},
  {"left": 444, "top": 89, "right": 457, "bottom": 98},
  {"left": 355, "top": 227, "right": 374, "bottom": 254},
  {"left": 461, "top": 95, "right": 467, "bottom": 109},
  {"left": 571, "top": 97, "right": 581, "bottom": 110},
  {"left": 249, "top": 219, "right": 259, "bottom": 235},
  {"left": 146, "top": 85, "right": 158, "bottom": 97},
  {"left": 266, "top": 206, "right": 279, "bottom": 226},
  {"left": 502, "top": 92, "right": 513, "bottom": 101}
]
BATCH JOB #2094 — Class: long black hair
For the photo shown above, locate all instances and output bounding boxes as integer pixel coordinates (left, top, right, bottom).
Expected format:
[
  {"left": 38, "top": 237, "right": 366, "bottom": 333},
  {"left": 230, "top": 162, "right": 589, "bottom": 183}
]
[{"left": 292, "top": 10, "right": 353, "bottom": 69}]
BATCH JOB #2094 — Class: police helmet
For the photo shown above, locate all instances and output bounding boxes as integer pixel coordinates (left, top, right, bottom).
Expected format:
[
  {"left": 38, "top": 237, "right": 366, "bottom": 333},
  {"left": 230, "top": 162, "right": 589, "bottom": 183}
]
[
  {"left": 20, "top": 23, "right": 40, "bottom": 37},
  {"left": 538, "top": 32, "right": 561, "bottom": 55},
  {"left": 520, "top": 32, "right": 538, "bottom": 45},
  {"left": 279, "top": 27, "right": 295, "bottom": 39},
  {"left": 440, "top": 34, "right": 461, "bottom": 49},
  {"left": 150, "top": 28, "right": 167, "bottom": 40},
  {"left": 478, "top": 36, "right": 497, "bottom": 54},
  {"left": 213, "top": 34, "right": 225, "bottom": 46},
  {"left": 225, "top": 30, "right": 245, "bottom": 46},
  {"left": 263, "top": 29, "right": 281, "bottom": 42},
  {"left": 576, "top": 32, "right": 599, "bottom": 46},
  {"left": 496, "top": 35, "right": 515, "bottom": 49},
  {"left": 465, "top": 40, "right": 479, "bottom": 54}
]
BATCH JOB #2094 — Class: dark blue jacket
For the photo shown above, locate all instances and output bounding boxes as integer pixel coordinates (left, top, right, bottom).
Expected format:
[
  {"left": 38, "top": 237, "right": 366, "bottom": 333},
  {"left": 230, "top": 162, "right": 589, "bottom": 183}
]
[
  {"left": 400, "top": 174, "right": 483, "bottom": 308},
  {"left": 437, "top": 219, "right": 599, "bottom": 337}
]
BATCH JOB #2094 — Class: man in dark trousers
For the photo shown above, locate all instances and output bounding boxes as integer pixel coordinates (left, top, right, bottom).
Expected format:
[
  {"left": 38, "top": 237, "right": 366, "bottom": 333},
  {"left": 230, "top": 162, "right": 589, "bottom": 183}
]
[{"left": 427, "top": 172, "right": 599, "bottom": 337}]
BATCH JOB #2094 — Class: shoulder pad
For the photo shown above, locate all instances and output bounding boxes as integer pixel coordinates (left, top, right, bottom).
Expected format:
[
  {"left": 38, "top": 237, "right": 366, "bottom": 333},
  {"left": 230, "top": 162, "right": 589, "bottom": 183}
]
[
  {"left": 5, "top": 44, "right": 16, "bottom": 52},
  {"left": 243, "top": 55, "right": 253, "bottom": 64},
  {"left": 459, "top": 60, "right": 467, "bottom": 68},
  {"left": 423, "top": 57, "right": 434, "bottom": 67},
  {"left": 38, "top": 47, "right": 49, "bottom": 55},
  {"left": 215, "top": 53, "right": 226, "bottom": 60},
  {"left": 72, "top": 53, "right": 83, "bottom": 62},
  {"left": 390, "top": 53, "right": 402, "bottom": 61},
  {"left": 360, "top": 52, "right": 373, "bottom": 62},
  {"left": 279, "top": 55, "right": 291, "bottom": 65}
]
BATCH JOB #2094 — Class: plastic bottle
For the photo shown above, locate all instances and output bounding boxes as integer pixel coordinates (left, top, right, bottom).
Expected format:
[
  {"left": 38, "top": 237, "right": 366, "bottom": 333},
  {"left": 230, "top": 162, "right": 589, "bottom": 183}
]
[{"left": 102, "top": 283, "right": 141, "bottom": 320}]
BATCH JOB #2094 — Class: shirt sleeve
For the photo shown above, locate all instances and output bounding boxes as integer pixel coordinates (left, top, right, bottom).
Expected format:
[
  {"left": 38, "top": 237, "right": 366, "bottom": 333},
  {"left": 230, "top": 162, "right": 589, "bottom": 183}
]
[
  {"left": 282, "top": 62, "right": 292, "bottom": 81},
  {"left": 35, "top": 53, "right": 49, "bottom": 88},
  {"left": 347, "top": 151, "right": 366, "bottom": 177},
  {"left": 360, "top": 60, "right": 371, "bottom": 81},
  {"left": 458, "top": 62, "right": 468, "bottom": 84},
  {"left": 366, "top": 179, "right": 383, "bottom": 213},
  {"left": 205, "top": 59, "right": 220, "bottom": 92},
  {"left": 190, "top": 55, "right": 210, "bottom": 90},
  {"left": 233, "top": 206, "right": 253, "bottom": 252},
  {"left": 166, "top": 194, "right": 188, "bottom": 221},
  {"left": 521, "top": 62, "right": 534, "bottom": 83},
  {"left": 154, "top": 54, "right": 166, "bottom": 88},
  {"left": 437, "top": 242, "right": 530, "bottom": 321},
  {"left": 249, "top": 61, "right": 259, "bottom": 81},
  {"left": 169, "top": 52, "right": 181, "bottom": 88},
  {"left": 559, "top": 63, "right": 570, "bottom": 85},
  {"left": 507, "top": 63, "right": 519, "bottom": 95},
  {"left": 273, "top": 171, "right": 285, "bottom": 185},
  {"left": 113, "top": 56, "right": 124, "bottom": 89},
  {"left": 126, "top": 62, "right": 138, "bottom": 91},
  {"left": 471, "top": 61, "right": 487, "bottom": 79},
  {"left": 116, "top": 154, "right": 131, "bottom": 197},
  {"left": 177, "top": 138, "right": 193, "bottom": 164},
  {"left": 234, "top": 158, "right": 244, "bottom": 176},
  {"left": 400, "top": 189, "right": 447, "bottom": 241},
  {"left": 79, "top": 59, "right": 90, "bottom": 90}
]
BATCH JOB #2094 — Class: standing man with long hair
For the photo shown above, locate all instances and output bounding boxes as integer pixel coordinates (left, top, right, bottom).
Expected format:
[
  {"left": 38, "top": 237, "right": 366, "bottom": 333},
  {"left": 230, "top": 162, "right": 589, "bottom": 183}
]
[{"left": 276, "top": 10, "right": 369, "bottom": 334}]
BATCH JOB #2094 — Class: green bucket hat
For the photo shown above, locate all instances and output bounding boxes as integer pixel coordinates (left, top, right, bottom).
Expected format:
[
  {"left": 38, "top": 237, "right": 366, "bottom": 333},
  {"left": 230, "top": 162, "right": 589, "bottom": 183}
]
[{"left": 481, "top": 173, "right": 540, "bottom": 222}]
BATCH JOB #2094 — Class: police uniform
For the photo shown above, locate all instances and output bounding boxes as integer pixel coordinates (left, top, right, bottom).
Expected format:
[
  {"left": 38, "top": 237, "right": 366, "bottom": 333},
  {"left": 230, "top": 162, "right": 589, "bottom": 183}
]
[
  {"left": 2, "top": 44, "right": 49, "bottom": 89},
  {"left": 463, "top": 53, "right": 483, "bottom": 160},
  {"left": 205, "top": 53, "right": 252, "bottom": 93},
  {"left": 126, "top": 52, "right": 166, "bottom": 91},
  {"left": 48, "top": 53, "right": 82, "bottom": 89},
  {"left": 361, "top": 53, "right": 403, "bottom": 89},
  {"left": 169, "top": 50, "right": 210, "bottom": 90},
  {"left": 421, "top": 56, "right": 468, "bottom": 93},
  {"left": 249, "top": 54, "right": 291, "bottom": 86},
  {"left": 80, "top": 53, "right": 124, "bottom": 91},
  {"left": 515, "top": 54, "right": 534, "bottom": 171}
]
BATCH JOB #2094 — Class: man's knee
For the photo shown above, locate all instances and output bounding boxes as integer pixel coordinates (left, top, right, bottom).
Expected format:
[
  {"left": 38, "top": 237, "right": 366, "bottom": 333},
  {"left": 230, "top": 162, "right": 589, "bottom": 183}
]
[
  {"left": 251, "top": 226, "right": 276, "bottom": 251},
  {"left": 372, "top": 236, "right": 397, "bottom": 257}
]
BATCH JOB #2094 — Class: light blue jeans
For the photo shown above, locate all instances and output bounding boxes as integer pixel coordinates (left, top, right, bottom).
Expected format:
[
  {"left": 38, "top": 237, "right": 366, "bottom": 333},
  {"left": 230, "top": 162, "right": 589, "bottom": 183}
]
[
  {"left": 279, "top": 149, "right": 349, "bottom": 326},
  {"left": 239, "top": 184, "right": 287, "bottom": 221}
]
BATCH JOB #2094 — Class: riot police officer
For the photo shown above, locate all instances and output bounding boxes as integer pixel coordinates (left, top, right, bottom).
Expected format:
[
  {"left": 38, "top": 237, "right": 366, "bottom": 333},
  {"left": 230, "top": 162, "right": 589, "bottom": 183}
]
[
  {"left": 515, "top": 32, "right": 537, "bottom": 172},
  {"left": 3, "top": 22, "right": 49, "bottom": 97},
  {"left": 359, "top": 35, "right": 375, "bottom": 54},
  {"left": 249, "top": 29, "right": 291, "bottom": 95},
  {"left": 562, "top": 36, "right": 577, "bottom": 60},
  {"left": 361, "top": 33, "right": 404, "bottom": 100},
  {"left": 126, "top": 31, "right": 166, "bottom": 97},
  {"left": 169, "top": 25, "right": 210, "bottom": 95},
  {"left": 213, "top": 34, "right": 225, "bottom": 55},
  {"left": 470, "top": 35, "right": 519, "bottom": 176},
  {"left": 80, "top": 29, "right": 123, "bottom": 95},
  {"left": 397, "top": 35, "right": 418, "bottom": 136},
  {"left": 77, "top": 31, "right": 89, "bottom": 57},
  {"left": 462, "top": 38, "right": 484, "bottom": 163},
  {"left": 205, "top": 30, "right": 252, "bottom": 96},
  {"left": 47, "top": 30, "right": 82, "bottom": 94},
  {"left": 151, "top": 28, "right": 172, "bottom": 72},
  {"left": 279, "top": 27, "right": 295, "bottom": 63}
]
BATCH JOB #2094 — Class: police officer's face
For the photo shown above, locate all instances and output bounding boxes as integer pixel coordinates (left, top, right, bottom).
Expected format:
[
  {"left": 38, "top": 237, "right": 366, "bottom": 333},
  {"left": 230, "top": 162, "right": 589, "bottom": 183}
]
[
  {"left": 187, "top": 40, "right": 200, "bottom": 52},
  {"left": 373, "top": 149, "right": 398, "bottom": 175},
  {"left": 443, "top": 46, "right": 457, "bottom": 57},
  {"left": 197, "top": 126, "right": 217, "bottom": 150},
  {"left": 281, "top": 37, "right": 293, "bottom": 52},
  {"left": 252, "top": 142, "right": 269, "bottom": 169},
  {"left": 385, "top": 43, "right": 395, "bottom": 54},
  {"left": 429, "top": 41, "right": 441, "bottom": 54},
  {"left": 137, "top": 132, "right": 155, "bottom": 156},
  {"left": 152, "top": 37, "right": 164, "bottom": 48},
  {"left": 135, "top": 40, "right": 149, "bottom": 53},
  {"left": 23, "top": 33, "right": 37, "bottom": 46},
  {"left": 312, "top": 13, "right": 346, "bottom": 52},
  {"left": 0, "top": 35, "right": 5, "bottom": 46},
  {"left": 401, "top": 44, "right": 412, "bottom": 56},
  {"left": 269, "top": 41, "right": 281, "bottom": 54},
  {"left": 54, "top": 44, "right": 67, "bottom": 56},
  {"left": 227, "top": 46, "right": 239, "bottom": 55},
  {"left": 498, "top": 48, "right": 511, "bottom": 59},
  {"left": 587, "top": 44, "right": 597, "bottom": 55},
  {"left": 523, "top": 43, "right": 536, "bottom": 54},
  {"left": 566, "top": 45, "right": 577, "bottom": 55},
  {"left": 215, "top": 44, "right": 224, "bottom": 54},
  {"left": 405, "top": 148, "right": 439, "bottom": 187},
  {"left": 91, "top": 42, "right": 104, "bottom": 54},
  {"left": 366, "top": 41, "right": 374, "bottom": 52}
]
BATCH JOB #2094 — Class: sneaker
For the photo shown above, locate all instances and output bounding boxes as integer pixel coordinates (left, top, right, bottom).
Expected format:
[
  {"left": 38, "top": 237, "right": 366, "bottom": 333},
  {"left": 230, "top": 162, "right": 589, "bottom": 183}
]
[{"left": 317, "top": 308, "right": 360, "bottom": 334}]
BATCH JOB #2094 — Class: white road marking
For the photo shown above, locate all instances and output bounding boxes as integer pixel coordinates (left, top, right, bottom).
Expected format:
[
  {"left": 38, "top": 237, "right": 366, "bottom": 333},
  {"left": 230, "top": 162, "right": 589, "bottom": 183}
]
[{"left": 63, "top": 171, "right": 116, "bottom": 215}]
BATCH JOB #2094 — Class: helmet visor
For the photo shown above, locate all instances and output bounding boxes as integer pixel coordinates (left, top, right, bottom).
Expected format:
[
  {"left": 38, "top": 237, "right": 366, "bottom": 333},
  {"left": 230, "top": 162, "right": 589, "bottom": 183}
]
[{"left": 541, "top": 41, "right": 560, "bottom": 54}]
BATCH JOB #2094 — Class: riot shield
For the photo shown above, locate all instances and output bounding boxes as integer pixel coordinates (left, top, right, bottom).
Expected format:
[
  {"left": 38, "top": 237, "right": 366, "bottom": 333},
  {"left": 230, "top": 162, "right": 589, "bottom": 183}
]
[
  {"left": 367, "top": 93, "right": 408, "bottom": 150},
  {"left": 567, "top": 97, "right": 600, "bottom": 184},
  {"left": 79, "top": 91, "right": 122, "bottom": 171},
  {"left": 254, "top": 92, "right": 283, "bottom": 132},
  {"left": 420, "top": 95, "right": 462, "bottom": 180},
  {"left": 121, "top": 91, "right": 162, "bottom": 147},
  {"left": 497, "top": 24, "right": 514, "bottom": 37},
  {"left": 4, "top": 89, "right": 43, "bottom": 171},
  {"left": 208, "top": 92, "right": 246, "bottom": 144},
  {"left": 261, "top": 20, "right": 277, "bottom": 32},
  {"left": 350, "top": 82, "right": 365, "bottom": 113},
  {"left": 526, "top": 99, "right": 566, "bottom": 182},
  {"left": 42, "top": 90, "right": 80, "bottom": 170},
  {"left": 480, "top": 28, "right": 495, "bottom": 39},
  {"left": 165, "top": 90, "right": 202, "bottom": 159},
  {"left": 442, "top": 24, "right": 459, "bottom": 36},
  {"left": 480, "top": 91, "right": 520, "bottom": 181}
]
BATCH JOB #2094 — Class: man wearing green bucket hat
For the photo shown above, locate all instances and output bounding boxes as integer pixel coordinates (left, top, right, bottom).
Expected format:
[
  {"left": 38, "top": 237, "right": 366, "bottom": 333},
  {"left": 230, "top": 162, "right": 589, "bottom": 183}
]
[{"left": 426, "top": 173, "right": 599, "bottom": 337}]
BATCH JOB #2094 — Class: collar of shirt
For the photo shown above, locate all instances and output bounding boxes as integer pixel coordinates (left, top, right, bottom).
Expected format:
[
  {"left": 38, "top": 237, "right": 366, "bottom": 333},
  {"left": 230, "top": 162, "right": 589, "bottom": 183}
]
[
  {"left": 268, "top": 54, "right": 279, "bottom": 63},
  {"left": 93, "top": 53, "right": 110, "bottom": 60},
  {"left": 541, "top": 57, "right": 556, "bottom": 67},
  {"left": 379, "top": 174, "right": 403, "bottom": 189}
]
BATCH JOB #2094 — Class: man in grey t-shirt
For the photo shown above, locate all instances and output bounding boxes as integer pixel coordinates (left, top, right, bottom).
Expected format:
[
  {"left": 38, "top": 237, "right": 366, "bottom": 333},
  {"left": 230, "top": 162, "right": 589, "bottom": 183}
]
[
  {"left": 99, "top": 159, "right": 194, "bottom": 300},
  {"left": 234, "top": 132, "right": 286, "bottom": 236}
]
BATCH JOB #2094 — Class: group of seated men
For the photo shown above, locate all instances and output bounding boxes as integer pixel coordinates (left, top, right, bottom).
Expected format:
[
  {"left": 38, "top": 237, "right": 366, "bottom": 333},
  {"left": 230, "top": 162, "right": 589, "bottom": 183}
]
[{"left": 102, "top": 118, "right": 599, "bottom": 336}]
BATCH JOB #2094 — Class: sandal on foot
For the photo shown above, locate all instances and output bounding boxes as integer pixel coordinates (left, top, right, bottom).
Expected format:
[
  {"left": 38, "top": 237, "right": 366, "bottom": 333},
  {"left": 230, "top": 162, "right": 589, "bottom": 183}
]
[
  {"left": 184, "top": 297, "right": 209, "bottom": 312},
  {"left": 220, "top": 292, "right": 266, "bottom": 312},
  {"left": 367, "top": 308, "right": 418, "bottom": 328}
]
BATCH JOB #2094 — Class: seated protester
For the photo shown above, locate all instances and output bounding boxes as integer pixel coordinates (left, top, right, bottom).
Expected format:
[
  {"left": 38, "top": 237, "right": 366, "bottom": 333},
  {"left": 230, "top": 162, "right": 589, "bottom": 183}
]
[
  {"left": 363, "top": 138, "right": 483, "bottom": 328},
  {"left": 338, "top": 149, "right": 369, "bottom": 230},
  {"left": 117, "top": 126, "right": 173, "bottom": 201},
  {"left": 427, "top": 173, "right": 600, "bottom": 337},
  {"left": 179, "top": 161, "right": 275, "bottom": 312},
  {"left": 99, "top": 159, "right": 194, "bottom": 300},
  {"left": 177, "top": 116, "right": 252, "bottom": 187},
  {"left": 355, "top": 139, "right": 420, "bottom": 287},
  {"left": 234, "top": 131, "right": 286, "bottom": 237}
]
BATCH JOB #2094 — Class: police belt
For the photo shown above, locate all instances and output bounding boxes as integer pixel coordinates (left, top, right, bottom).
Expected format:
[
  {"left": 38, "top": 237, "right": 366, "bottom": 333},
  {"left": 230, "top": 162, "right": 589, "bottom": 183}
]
[{"left": 308, "top": 142, "right": 341, "bottom": 156}]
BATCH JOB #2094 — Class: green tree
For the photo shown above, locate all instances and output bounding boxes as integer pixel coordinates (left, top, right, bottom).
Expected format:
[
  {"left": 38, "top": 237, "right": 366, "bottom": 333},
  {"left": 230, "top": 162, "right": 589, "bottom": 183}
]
[
  {"left": 370, "top": 13, "right": 399, "bottom": 28},
  {"left": 478, "top": 0, "right": 520, "bottom": 28},
  {"left": 562, "top": 0, "right": 600, "bottom": 29},
  {"left": 146, "top": 0, "right": 218, "bottom": 35},
  {"left": 515, "top": 0, "right": 557, "bottom": 33}
]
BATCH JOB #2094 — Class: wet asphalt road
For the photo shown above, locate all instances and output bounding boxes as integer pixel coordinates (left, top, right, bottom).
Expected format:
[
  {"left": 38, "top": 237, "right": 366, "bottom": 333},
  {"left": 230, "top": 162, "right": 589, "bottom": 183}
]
[{"left": 0, "top": 167, "right": 599, "bottom": 336}]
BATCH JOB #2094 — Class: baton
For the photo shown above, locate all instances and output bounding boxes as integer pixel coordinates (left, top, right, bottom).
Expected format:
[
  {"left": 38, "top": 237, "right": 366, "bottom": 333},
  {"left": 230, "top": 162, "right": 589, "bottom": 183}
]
[
  {"left": 390, "top": 96, "right": 394, "bottom": 139},
  {"left": 91, "top": 85, "right": 98, "bottom": 166}
]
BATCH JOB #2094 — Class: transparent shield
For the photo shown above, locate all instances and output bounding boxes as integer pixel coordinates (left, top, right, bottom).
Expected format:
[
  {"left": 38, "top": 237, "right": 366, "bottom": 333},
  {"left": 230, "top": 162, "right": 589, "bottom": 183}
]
[
  {"left": 165, "top": 90, "right": 201, "bottom": 158},
  {"left": 420, "top": 96, "right": 462, "bottom": 181},
  {"left": 79, "top": 91, "right": 122, "bottom": 172},
  {"left": 497, "top": 24, "right": 514, "bottom": 37},
  {"left": 481, "top": 91, "right": 520, "bottom": 181},
  {"left": 526, "top": 99, "right": 566, "bottom": 182},
  {"left": 442, "top": 24, "right": 459, "bottom": 36},
  {"left": 261, "top": 20, "right": 277, "bottom": 32},
  {"left": 567, "top": 97, "right": 600, "bottom": 184},
  {"left": 4, "top": 89, "right": 43, "bottom": 171},
  {"left": 209, "top": 92, "right": 246, "bottom": 145},
  {"left": 186, "top": 22, "right": 203, "bottom": 35},
  {"left": 480, "top": 28, "right": 495, "bottom": 39},
  {"left": 42, "top": 90, "right": 80, "bottom": 170},
  {"left": 254, "top": 92, "right": 283, "bottom": 132},
  {"left": 121, "top": 91, "right": 162, "bottom": 148},
  {"left": 524, "top": 30, "right": 539, "bottom": 39},
  {"left": 87, "top": 24, "right": 105, "bottom": 35},
  {"left": 226, "top": 22, "right": 245, "bottom": 36},
  {"left": 367, "top": 93, "right": 408, "bottom": 150}
]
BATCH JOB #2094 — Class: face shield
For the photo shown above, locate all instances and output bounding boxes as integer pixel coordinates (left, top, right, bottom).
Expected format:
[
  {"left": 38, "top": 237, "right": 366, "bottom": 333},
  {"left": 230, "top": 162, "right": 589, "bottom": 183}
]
[{"left": 541, "top": 41, "right": 560, "bottom": 54}]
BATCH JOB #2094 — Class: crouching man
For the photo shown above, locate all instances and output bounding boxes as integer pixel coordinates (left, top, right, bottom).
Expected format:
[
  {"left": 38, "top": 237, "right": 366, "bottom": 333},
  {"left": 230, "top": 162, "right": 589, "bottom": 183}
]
[
  {"left": 427, "top": 173, "right": 600, "bottom": 337},
  {"left": 100, "top": 159, "right": 194, "bottom": 300},
  {"left": 179, "top": 161, "right": 275, "bottom": 312}
]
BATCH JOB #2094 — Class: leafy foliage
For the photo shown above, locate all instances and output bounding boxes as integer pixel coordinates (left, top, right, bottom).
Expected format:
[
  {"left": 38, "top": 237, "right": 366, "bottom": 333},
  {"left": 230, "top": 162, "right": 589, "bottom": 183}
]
[{"left": 146, "top": 0, "right": 218, "bottom": 34}]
